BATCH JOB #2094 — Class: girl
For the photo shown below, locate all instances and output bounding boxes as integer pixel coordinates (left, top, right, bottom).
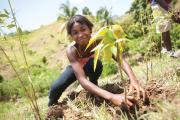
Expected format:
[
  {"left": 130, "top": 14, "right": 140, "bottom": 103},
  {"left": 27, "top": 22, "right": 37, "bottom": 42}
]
[{"left": 48, "top": 15, "right": 146, "bottom": 107}]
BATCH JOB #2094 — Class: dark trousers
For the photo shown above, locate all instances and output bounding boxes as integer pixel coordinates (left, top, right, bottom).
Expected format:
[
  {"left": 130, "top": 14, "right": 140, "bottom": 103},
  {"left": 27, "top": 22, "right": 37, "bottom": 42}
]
[{"left": 48, "top": 58, "right": 103, "bottom": 106}]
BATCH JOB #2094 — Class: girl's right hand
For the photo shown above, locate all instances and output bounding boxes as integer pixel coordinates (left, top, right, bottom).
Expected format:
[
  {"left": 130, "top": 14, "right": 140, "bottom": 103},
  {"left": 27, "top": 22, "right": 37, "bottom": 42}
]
[{"left": 110, "top": 93, "right": 134, "bottom": 106}]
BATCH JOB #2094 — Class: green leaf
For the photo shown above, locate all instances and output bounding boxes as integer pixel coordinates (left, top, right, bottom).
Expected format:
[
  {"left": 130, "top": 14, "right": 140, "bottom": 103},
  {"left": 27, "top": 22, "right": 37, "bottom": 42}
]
[
  {"left": 111, "top": 46, "right": 117, "bottom": 57},
  {"left": 4, "top": 9, "right": 9, "bottom": 15},
  {"left": 118, "top": 42, "right": 124, "bottom": 52},
  {"left": 86, "top": 26, "right": 108, "bottom": 50},
  {"left": 91, "top": 43, "right": 104, "bottom": 52},
  {"left": 115, "top": 38, "right": 125, "bottom": 53},
  {"left": 102, "top": 45, "right": 112, "bottom": 60},
  {"left": 103, "top": 36, "right": 114, "bottom": 45},
  {"left": 0, "top": 18, "right": 4, "bottom": 24},
  {"left": 93, "top": 48, "right": 100, "bottom": 71},
  {"left": 0, "top": 13, "right": 9, "bottom": 18},
  {"left": 121, "top": 32, "right": 127, "bottom": 38},
  {"left": 92, "top": 42, "right": 104, "bottom": 71},
  {"left": 105, "top": 30, "right": 115, "bottom": 41},
  {"left": 111, "top": 24, "right": 124, "bottom": 39},
  {"left": 7, "top": 24, "right": 15, "bottom": 29}
]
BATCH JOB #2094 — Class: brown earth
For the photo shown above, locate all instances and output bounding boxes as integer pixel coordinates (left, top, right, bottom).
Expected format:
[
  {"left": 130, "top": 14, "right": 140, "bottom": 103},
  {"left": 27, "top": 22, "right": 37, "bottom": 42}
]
[{"left": 46, "top": 79, "right": 178, "bottom": 120}]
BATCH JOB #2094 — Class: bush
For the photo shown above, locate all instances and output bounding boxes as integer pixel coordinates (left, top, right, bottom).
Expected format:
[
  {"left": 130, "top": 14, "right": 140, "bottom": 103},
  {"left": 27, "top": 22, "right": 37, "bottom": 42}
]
[
  {"left": 0, "top": 65, "right": 59, "bottom": 100},
  {"left": 0, "top": 78, "right": 23, "bottom": 98},
  {"left": 30, "top": 65, "right": 59, "bottom": 96},
  {"left": 126, "top": 24, "right": 143, "bottom": 39},
  {"left": 101, "top": 59, "right": 118, "bottom": 78},
  {"left": 171, "top": 24, "right": 180, "bottom": 49}
]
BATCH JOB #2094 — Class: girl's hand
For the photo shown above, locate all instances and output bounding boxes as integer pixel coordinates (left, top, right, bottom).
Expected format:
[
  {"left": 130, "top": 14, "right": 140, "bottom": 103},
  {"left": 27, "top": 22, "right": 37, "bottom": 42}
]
[
  {"left": 110, "top": 93, "right": 134, "bottom": 106},
  {"left": 128, "top": 81, "right": 146, "bottom": 101}
]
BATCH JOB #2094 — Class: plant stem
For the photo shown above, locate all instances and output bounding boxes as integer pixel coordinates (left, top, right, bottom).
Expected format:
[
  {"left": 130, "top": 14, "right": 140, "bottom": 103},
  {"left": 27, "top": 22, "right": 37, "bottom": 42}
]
[
  {"left": 116, "top": 43, "right": 127, "bottom": 103},
  {"left": 8, "top": 0, "right": 41, "bottom": 119},
  {"left": 0, "top": 45, "right": 38, "bottom": 118}
]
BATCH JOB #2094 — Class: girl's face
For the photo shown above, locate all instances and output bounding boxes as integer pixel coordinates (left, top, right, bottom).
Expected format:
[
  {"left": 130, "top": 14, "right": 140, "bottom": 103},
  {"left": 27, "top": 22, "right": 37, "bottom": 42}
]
[{"left": 70, "top": 22, "right": 91, "bottom": 46}]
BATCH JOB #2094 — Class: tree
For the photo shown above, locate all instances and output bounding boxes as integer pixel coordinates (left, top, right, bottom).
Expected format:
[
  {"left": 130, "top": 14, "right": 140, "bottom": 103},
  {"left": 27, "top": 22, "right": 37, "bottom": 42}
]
[
  {"left": 82, "top": 6, "right": 92, "bottom": 16},
  {"left": 86, "top": 24, "right": 128, "bottom": 103},
  {"left": 57, "top": 2, "right": 78, "bottom": 42},
  {"left": 57, "top": 2, "right": 78, "bottom": 21},
  {"left": 128, "top": 0, "right": 153, "bottom": 35},
  {"left": 96, "top": 7, "right": 114, "bottom": 26},
  {"left": 129, "top": 0, "right": 152, "bottom": 24},
  {"left": 86, "top": 25, "right": 126, "bottom": 72}
]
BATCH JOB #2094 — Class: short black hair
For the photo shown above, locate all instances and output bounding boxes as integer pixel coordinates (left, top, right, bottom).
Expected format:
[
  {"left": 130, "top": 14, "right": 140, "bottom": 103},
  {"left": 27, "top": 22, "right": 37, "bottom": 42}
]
[{"left": 66, "top": 15, "right": 93, "bottom": 35}]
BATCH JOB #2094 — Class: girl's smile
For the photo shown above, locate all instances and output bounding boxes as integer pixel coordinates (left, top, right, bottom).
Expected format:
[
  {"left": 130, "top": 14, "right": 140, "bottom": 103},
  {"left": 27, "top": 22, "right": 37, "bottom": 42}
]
[{"left": 71, "top": 22, "right": 91, "bottom": 46}]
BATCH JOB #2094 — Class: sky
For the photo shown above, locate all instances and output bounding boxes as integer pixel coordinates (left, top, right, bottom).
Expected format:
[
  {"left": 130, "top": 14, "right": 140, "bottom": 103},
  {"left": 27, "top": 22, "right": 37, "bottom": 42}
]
[{"left": 0, "top": 0, "right": 133, "bottom": 32}]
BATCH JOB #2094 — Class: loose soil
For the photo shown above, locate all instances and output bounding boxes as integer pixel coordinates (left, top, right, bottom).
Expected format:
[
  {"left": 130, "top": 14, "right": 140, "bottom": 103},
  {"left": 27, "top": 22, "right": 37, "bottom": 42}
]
[{"left": 46, "top": 79, "right": 178, "bottom": 120}]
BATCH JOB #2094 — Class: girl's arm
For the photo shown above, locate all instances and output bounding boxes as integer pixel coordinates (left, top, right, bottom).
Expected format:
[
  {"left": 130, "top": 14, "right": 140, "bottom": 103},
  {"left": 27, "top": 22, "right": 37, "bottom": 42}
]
[
  {"left": 121, "top": 58, "right": 146, "bottom": 100},
  {"left": 67, "top": 46, "right": 112, "bottom": 100},
  {"left": 112, "top": 54, "right": 146, "bottom": 100},
  {"left": 66, "top": 46, "right": 134, "bottom": 106}
]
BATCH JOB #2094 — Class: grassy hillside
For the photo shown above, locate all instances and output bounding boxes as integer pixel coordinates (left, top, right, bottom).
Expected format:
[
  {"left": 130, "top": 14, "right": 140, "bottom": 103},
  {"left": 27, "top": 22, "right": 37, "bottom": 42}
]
[{"left": 0, "top": 21, "right": 69, "bottom": 80}]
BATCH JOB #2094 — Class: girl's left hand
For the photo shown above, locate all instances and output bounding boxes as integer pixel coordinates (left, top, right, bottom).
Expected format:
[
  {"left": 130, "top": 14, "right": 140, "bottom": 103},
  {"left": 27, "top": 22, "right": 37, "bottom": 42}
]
[{"left": 128, "top": 81, "right": 146, "bottom": 101}]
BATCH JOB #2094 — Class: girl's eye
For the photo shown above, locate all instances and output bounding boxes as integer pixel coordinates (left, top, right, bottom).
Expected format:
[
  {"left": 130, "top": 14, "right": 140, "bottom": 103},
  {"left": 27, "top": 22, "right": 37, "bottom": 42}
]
[
  {"left": 81, "top": 28, "right": 86, "bottom": 32},
  {"left": 72, "top": 31, "right": 78, "bottom": 35}
]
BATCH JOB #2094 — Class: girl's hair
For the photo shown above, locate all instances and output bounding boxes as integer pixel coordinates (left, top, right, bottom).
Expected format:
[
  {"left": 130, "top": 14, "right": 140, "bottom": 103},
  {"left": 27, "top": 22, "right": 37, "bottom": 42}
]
[{"left": 66, "top": 15, "right": 93, "bottom": 35}]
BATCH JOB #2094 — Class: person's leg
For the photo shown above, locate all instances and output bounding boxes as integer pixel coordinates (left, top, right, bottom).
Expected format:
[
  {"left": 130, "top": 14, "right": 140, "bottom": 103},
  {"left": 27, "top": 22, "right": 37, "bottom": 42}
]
[
  {"left": 48, "top": 65, "right": 76, "bottom": 106},
  {"left": 84, "top": 58, "right": 103, "bottom": 85},
  {"left": 162, "top": 31, "right": 172, "bottom": 51}
]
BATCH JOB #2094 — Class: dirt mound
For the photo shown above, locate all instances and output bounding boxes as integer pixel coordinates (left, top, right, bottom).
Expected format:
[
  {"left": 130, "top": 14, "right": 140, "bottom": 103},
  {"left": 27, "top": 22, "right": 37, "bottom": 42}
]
[{"left": 46, "top": 81, "right": 177, "bottom": 120}]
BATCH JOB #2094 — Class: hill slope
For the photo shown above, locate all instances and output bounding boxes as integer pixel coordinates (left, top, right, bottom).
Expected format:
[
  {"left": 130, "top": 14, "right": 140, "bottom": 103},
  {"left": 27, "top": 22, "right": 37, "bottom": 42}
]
[{"left": 0, "top": 21, "right": 69, "bottom": 80}]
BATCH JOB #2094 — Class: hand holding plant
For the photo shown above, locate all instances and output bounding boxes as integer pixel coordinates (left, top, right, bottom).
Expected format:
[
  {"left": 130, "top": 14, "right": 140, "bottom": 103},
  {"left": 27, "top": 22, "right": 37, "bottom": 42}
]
[
  {"left": 110, "top": 93, "right": 134, "bottom": 107},
  {"left": 128, "top": 81, "right": 146, "bottom": 101}
]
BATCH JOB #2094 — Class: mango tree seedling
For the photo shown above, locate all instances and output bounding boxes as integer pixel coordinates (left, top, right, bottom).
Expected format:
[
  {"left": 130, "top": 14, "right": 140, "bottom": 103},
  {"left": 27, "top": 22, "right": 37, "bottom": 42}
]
[{"left": 86, "top": 24, "right": 128, "bottom": 104}]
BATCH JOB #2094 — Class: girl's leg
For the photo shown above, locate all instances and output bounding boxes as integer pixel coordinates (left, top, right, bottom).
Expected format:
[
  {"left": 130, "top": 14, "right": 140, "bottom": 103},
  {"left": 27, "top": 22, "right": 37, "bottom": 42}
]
[
  {"left": 48, "top": 65, "right": 76, "bottom": 106},
  {"left": 84, "top": 58, "right": 103, "bottom": 85},
  {"left": 162, "top": 31, "right": 172, "bottom": 51}
]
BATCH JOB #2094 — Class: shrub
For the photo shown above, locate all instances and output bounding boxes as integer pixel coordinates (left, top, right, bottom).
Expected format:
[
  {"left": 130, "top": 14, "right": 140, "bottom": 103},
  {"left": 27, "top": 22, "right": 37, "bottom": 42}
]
[
  {"left": 171, "top": 23, "right": 180, "bottom": 49},
  {"left": 126, "top": 24, "right": 143, "bottom": 39},
  {"left": 101, "top": 59, "right": 118, "bottom": 78},
  {"left": 0, "top": 65, "right": 59, "bottom": 100}
]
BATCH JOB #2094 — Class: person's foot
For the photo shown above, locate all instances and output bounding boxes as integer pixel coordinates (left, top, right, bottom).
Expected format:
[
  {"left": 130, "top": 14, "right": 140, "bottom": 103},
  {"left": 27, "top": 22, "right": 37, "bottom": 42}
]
[
  {"left": 161, "top": 48, "right": 180, "bottom": 58},
  {"left": 161, "top": 47, "right": 168, "bottom": 54},
  {"left": 166, "top": 50, "right": 175, "bottom": 57},
  {"left": 173, "top": 49, "right": 180, "bottom": 58}
]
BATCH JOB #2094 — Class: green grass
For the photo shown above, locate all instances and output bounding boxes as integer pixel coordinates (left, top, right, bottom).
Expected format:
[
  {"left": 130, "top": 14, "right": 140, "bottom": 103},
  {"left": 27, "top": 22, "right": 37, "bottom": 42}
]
[{"left": 0, "top": 66, "right": 60, "bottom": 99}]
